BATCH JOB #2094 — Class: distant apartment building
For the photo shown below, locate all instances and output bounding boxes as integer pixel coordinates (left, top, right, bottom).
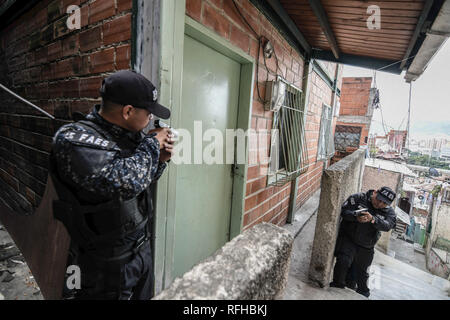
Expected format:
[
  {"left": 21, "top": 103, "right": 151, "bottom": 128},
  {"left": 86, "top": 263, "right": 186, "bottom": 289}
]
[
  {"left": 387, "top": 130, "right": 407, "bottom": 154},
  {"left": 440, "top": 143, "right": 450, "bottom": 160}
]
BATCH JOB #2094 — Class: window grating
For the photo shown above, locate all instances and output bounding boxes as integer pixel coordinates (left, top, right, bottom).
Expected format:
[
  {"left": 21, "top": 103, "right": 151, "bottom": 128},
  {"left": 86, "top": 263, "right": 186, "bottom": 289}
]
[
  {"left": 317, "top": 103, "right": 335, "bottom": 160},
  {"left": 268, "top": 79, "right": 308, "bottom": 186}
]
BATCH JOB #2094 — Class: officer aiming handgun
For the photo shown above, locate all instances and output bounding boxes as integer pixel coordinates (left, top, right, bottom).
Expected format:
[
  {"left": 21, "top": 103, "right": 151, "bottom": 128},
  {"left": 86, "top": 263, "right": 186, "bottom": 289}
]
[{"left": 51, "top": 70, "right": 173, "bottom": 300}]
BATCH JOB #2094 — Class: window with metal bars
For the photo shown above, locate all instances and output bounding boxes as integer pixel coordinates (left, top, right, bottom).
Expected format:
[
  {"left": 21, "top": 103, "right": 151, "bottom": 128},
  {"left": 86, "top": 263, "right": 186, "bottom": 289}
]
[
  {"left": 317, "top": 103, "right": 335, "bottom": 161},
  {"left": 267, "top": 79, "right": 308, "bottom": 186}
]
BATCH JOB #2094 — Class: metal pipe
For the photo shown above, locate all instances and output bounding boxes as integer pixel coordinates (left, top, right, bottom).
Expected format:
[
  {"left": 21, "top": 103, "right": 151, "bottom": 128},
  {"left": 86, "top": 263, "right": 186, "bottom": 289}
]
[{"left": 0, "top": 83, "right": 55, "bottom": 119}]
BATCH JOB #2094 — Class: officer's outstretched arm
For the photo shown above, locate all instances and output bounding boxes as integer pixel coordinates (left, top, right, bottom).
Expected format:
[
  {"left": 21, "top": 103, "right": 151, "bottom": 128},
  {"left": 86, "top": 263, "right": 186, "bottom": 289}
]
[{"left": 54, "top": 126, "right": 164, "bottom": 199}]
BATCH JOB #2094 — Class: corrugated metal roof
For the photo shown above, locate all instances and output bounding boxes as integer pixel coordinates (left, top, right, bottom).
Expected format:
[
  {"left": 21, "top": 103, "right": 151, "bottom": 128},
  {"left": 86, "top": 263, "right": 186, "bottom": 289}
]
[
  {"left": 395, "top": 206, "right": 411, "bottom": 225},
  {"left": 365, "top": 158, "right": 418, "bottom": 177}
]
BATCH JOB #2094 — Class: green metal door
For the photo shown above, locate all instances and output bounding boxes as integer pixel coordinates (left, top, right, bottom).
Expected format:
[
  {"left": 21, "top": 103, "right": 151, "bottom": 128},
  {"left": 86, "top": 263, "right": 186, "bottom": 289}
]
[{"left": 172, "top": 35, "right": 241, "bottom": 278}]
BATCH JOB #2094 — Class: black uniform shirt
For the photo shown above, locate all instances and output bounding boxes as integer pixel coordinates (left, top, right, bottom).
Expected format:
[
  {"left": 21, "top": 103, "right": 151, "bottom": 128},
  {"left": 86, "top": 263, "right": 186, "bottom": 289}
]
[
  {"left": 339, "top": 190, "right": 397, "bottom": 248},
  {"left": 52, "top": 105, "right": 167, "bottom": 204}
]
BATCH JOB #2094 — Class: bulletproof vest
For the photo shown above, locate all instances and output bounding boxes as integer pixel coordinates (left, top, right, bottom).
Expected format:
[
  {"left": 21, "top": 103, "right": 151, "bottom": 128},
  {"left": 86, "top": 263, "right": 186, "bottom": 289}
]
[{"left": 50, "top": 118, "right": 153, "bottom": 263}]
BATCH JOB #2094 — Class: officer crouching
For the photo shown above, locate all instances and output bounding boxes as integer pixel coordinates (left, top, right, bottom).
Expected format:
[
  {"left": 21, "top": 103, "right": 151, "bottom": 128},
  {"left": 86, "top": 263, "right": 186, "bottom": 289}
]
[
  {"left": 50, "top": 70, "right": 174, "bottom": 299},
  {"left": 330, "top": 186, "right": 397, "bottom": 298}
]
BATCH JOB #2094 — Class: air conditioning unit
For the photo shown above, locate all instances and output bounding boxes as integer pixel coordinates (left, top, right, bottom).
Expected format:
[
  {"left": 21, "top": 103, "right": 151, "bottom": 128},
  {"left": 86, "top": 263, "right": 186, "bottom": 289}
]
[{"left": 264, "top": 78, "right": 286, "bottom": 112}]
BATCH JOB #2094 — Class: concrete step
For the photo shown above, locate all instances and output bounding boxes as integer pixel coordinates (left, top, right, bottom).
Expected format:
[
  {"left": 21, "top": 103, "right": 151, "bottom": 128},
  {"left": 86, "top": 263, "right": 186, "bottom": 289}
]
[
  {"left": 370, "top": 250, "right": 450, "bottom": 300},
  {"left": 283, "top": 275, "right": 367, "bottom": 300}
]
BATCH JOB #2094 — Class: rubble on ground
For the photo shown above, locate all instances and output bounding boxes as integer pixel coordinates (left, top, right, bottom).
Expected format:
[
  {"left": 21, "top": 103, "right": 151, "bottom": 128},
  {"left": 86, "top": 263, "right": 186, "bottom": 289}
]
[{"left": 0, "top": 223, "right": 43, "bottom": 300}]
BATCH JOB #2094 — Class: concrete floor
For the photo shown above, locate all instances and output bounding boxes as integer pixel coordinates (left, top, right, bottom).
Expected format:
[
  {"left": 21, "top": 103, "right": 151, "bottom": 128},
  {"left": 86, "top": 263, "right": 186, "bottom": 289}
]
[
  {"left": 370, "top": 250, "right": 450, "bottom": 300},
  {"left": 388, "top": 236, "right": 428, "bottom": 273},
  {"left": 0, "top": 223, "right": 43, "bottom": 300},
  {"left": 283, "top": 212, "right": 366, "bottom": 300}
]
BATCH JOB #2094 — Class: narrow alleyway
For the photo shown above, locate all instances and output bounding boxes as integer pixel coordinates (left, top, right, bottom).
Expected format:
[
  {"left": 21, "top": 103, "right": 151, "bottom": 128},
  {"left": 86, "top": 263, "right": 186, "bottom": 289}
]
[
  {"left": 369, "top": 250, "right": 450, "bottom": 300},
  {"left": 283, "top": 205, "right": 450, "bottom": 300},
  {"left": 0, "top": 223, "right": 43, "bottom": 300},
  {"left": 388, "top": 236, "right": 427, "bottom": 273},
  {"left": 283, "top": 211, "right": 365, "bottom": 300}
]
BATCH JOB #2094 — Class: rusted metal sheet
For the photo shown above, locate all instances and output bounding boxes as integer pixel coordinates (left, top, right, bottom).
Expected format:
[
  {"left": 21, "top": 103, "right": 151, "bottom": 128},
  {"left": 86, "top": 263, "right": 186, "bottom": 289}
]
[{"left": 0, "top": 175, "right": 70, "bottom": 300}]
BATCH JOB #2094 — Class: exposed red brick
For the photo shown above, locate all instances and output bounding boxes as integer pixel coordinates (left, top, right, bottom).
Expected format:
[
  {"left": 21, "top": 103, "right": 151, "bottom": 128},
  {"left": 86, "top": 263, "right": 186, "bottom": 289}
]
[
  {"left": 202, "top": 2, "right": 230, "bottom": 39},
  {"left": 116, "top": 44, "right": 131, "bottom": 70},
  {"left": 186, "top": 0, "right": 202, "bottom": 21},
  {"left": 103, "top": 14, "right": 132, "bottom": 46},
  {"left": 79, "top": 26, "right": 102, "bottom": 52},
  {"left": 62, "top": 34, "right": 79, "bottom": 57},
  {"left": 117, "top": 0, "right": 133, "bottom": 13},
  {"left": 90, "top": 47, "right": 115, "bottom": 73},
  {"left": 47, "top": 41, "right": 62, "bottom": 61},
  {"left": 89, "top": 0, "right": 115, "bottom": 24},
  {"left": 230, "top": 24, "right": 249, "bottom": 53},
  {"left": 79, "top": 76, "right": 103, "bottom": 98}
]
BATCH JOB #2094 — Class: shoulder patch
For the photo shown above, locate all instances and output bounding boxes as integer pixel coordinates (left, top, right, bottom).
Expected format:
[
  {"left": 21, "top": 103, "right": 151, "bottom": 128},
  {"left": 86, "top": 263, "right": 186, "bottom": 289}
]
[
  {"left": 350, "top": 197, "right": 355, "bottom": 205},
  {"left": 63, "top": 131, "right": 118, "bottom": 150}
]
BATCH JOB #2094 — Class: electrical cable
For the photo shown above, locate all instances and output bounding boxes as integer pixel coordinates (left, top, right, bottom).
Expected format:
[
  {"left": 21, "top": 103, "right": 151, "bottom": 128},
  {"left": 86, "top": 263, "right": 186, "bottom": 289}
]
[{"left": 232, "top": 0, "right": 289, "bottom": 103}]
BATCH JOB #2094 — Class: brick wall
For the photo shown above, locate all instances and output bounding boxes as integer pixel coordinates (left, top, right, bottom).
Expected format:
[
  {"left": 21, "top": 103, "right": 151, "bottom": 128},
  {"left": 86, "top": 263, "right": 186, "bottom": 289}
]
[
  {"left": 336, "top": 77, "right": 372, "bottom": 146},
  {"left": 339, "top": 77, "right": 372, "bottom": 117},
  {"left": 332, "top": 77, "right": 372, "bottom": 164},
  {"left": 296, "top": 63, "right": 341, "bottom": 209},
  {"left": 0, "top": 0, "right": 133, "bottom": 215},
  {"left": 186, "top": 0, "right": 341, "bottom": 230}
]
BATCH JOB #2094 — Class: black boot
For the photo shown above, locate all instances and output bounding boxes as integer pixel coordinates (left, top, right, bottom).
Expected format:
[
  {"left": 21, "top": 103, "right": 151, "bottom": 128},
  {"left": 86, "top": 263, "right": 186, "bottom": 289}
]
[{"left": 329, "top": 281, "right": 345, "bottom": 289}]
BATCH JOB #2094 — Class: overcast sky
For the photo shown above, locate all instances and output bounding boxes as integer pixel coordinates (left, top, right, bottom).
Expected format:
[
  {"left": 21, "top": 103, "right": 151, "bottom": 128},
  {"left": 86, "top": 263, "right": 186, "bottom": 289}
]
[{"left": 341, "top": 39, "right": 450, "bottom": 140}]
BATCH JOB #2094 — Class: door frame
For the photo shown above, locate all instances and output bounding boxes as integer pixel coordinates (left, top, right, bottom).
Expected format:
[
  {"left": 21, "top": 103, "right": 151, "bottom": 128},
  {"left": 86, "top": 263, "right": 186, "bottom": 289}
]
[{"left": 155, "top": 3, "right": 255, "bottom": 292}]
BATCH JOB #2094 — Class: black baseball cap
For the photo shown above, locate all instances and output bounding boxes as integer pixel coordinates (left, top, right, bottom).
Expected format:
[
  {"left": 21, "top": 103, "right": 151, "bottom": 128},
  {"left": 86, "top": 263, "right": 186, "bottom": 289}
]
[
  {"left": 376, "top": 186, "right": 396, "bottom": 205},
  {"left": 100, "top": 70, "right": 171, "bottom": 119}
]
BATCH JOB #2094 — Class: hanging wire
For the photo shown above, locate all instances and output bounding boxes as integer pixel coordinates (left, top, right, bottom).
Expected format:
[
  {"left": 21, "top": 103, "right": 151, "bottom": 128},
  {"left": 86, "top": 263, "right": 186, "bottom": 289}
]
[{"left": 232, "top": 0, "right": 292, "bottom": 103}]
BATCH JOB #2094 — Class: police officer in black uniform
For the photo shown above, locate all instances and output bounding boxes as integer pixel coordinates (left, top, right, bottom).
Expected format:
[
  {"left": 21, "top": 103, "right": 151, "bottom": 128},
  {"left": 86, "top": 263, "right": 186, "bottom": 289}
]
[
  {"left": 330, "top": 186, "right": 397, "bottom": 297},
  {"left": 50, "top": 70, "right": 174, "bottom": 299}
]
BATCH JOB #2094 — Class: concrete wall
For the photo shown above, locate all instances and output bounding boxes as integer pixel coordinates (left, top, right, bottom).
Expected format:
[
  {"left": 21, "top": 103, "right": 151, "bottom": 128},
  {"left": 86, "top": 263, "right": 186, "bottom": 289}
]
[
  {"left": 153, "top": 223, "right": 293, "bottom": 299},
  {"left": 434, "top": 203, "right": 450, "bottom": 242},
  {"left": 308, "top": 149, "right": 366, "bottom": 287},
  {"left": 427, "top": 248, "right": 450, "bottom": 279}
]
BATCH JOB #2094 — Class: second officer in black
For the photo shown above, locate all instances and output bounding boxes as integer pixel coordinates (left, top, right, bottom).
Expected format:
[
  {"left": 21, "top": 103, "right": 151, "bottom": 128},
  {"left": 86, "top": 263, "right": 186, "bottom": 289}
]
[{"left": 330, "top": 186, "right": 397, "bottom": 297}]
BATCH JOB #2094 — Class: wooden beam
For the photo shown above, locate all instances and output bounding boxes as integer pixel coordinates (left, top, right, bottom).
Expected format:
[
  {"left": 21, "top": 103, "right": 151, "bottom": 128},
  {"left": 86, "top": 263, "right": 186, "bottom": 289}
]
[
  {"left": 399, "top": 0, "right": 434, "bottom": 70},
  {"left": 262, "top": 0, "right": 312, "bottom": 55},
  {"left": 307, "top": 0, "right": 340, "bottom": 59},
  {"left": 311, "top": 49, "right": 402, "bottom": 74}
]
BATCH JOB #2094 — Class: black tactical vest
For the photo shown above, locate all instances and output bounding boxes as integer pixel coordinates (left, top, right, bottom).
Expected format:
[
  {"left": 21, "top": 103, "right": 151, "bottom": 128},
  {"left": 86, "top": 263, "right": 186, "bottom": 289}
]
[{"left": 50, "top": 119, "right": 152, "bottom": 264}]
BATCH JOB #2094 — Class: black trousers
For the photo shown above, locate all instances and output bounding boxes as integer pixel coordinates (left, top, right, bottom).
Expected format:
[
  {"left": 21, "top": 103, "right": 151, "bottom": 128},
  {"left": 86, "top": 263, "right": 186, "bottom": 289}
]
[
  {"left": 64, "top": 240, "right": 154, "bottom": 300},
  {"left": 333, "top": 234, "right": 374, "bottom": 295}
]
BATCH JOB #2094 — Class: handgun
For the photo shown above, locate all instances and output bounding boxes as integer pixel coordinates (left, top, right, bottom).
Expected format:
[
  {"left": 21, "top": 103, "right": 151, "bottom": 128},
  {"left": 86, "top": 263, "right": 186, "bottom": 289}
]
[
  {"left": 354, "top": 208, "right": 368, "bottom": 216},
  {"left": 154, "top": 119, "right": 179, "bottom": 138}
]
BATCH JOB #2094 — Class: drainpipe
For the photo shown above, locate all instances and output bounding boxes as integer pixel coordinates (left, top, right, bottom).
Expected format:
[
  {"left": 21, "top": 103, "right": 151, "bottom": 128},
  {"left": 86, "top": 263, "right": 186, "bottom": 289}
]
[{"left": 287, "top": 59, "right": 313, "bottom": 223}]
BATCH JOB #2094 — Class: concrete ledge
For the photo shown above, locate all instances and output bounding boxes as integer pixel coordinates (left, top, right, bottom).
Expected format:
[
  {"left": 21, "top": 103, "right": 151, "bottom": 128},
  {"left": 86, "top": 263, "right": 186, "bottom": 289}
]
[
  {"left": 153, "top": 223, "right": 294, "bottom": 300},
  {"left": 308, "top": 149, "right": 366, "bottom": 287}
]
